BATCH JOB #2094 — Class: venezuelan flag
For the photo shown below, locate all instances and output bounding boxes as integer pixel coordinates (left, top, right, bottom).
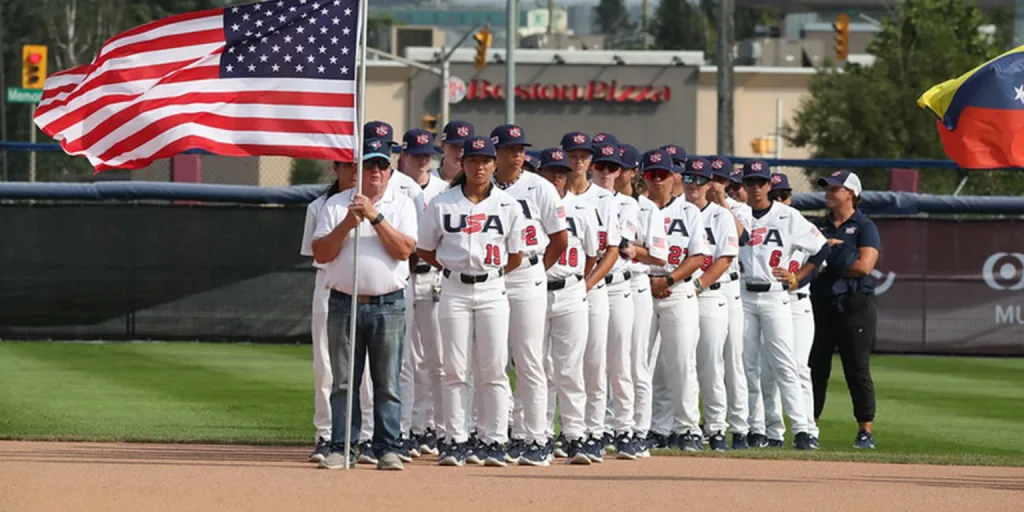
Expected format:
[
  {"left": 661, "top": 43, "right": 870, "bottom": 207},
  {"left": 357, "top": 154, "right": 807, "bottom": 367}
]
[{"left": 918, "top": 45, "right": 1024, "bottom": 169}]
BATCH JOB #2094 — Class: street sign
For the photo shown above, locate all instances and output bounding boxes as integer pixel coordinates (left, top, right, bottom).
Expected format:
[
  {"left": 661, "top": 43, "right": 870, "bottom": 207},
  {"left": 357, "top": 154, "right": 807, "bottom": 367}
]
[
  {"left": 448, "top": 76, "right": 467, "bottom": 105},
  {"left": 7, "top": 87, "right": 43, "bottom": 104}
]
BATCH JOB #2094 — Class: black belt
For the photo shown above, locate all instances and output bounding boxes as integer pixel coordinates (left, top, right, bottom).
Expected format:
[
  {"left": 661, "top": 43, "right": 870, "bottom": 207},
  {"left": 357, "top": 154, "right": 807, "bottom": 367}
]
[
  {"left": 413, "top": 264, "right": 433, "bottom": 274},
  {"left": 548, "top": 274, "right": 583, "bottom": 291},
  {"left": 708, "top": 282, "right": 721, "bottom": 290},
  {"left": 795, "top": 292, "right": 808, "bottom": 300},
  {"left": 442, "top": 268, "right": 504, "bottom": 284},
  {"left": 745, "top": 283, "right": 777, "bottom": 292},
  {"left": 525, "top": 254, "right": 540, "bottom": 267},
  {"left": 330, "top": 289, "right": 404, "bottom": 304},
  {"left": 604, "top": 270, "right": 632, "bottom": 285},
  {"left": 728, "top": 272, "right": 739, "bottom": 281}
]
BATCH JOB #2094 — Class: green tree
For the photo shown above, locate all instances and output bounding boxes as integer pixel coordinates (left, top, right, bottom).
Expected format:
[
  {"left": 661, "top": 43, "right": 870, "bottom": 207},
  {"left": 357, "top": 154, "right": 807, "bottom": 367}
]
[
  {"left": 651, "top": 0, "right": 705, "bottom": 51},
  {"left": 783, "top": 0, "right": 1024, "bottom": 194},
  {"left": 290, "top": 159, "right": 326, "bottom": 185},
  {"left": 594, "top": 0, "right": 633, "bottom": 36}
]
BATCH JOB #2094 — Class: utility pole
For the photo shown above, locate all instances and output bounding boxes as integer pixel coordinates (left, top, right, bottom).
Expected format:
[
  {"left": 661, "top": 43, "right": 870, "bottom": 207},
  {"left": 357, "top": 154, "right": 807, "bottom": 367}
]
[
  {"left": 1015, "top": 0, "right": 1024, "bottom": 47},
  {"left": 642, "top": 0, "right": 649, "bottom": 50},
  {"left": 0, "top": 0, "right": 7, "bottom": 181},
  {"left": 716, "top": 0, "right": 735, "bottom": 155},
  {"left": 547, "top": 0, "right": 555, "bottom": 35},
  {"left": 505, "top": 0, "right": 517, "bottom": 124}
]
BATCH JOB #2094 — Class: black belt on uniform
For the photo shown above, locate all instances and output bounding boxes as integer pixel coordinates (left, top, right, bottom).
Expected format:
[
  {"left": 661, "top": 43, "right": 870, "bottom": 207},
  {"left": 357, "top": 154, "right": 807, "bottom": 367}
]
[
  {"left": 329, "top": 289, "right": 404, "bottom": 304},
  {"left": 728, "top": 272, "right": 739, "bottom": 281},
  {"left": 548, "top": 274, "right": 583, "bottom": 291},
  {"left": 708, "top": 282, "right": 722, "bottom": 291},
  {"left": 525, "top": 254, "right": 540, "bottom": 267},
  {"left": 796, "top": 292, "right": 808, "bottom": 300},
  {"left": 442, "top": 268, "right": 504, "bottom": 284},
  {"left": 413, "top": 264, "right": 433, "bottom": 274},
  {"left": 604, "top": 270, "right": 632, "bottom": 285}
]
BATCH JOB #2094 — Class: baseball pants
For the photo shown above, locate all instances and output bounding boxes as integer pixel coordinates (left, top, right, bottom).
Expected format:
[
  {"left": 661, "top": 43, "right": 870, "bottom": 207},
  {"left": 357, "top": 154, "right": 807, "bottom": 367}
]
[
  {"left": 312, "top": 270, "right": 332, "bottom": 442},
  {"left": 741, "top": 290, "right": 814, "bottom": 435},
  {"left": 438, "top": 276, "right": 511, "bottom": 446},
  {"left": 649, "top": 281, "right": 702, "bottom": 436},
  {"left": 648, "top": 331, "right": 672, "bottom": 436},
  {"left": 507, "top": 263, "right": 550, "bottom": 445},
  {"left": 605, "top": 278, "right": 636, "bottom": 435},
  {"left": 696, "top": 291, "right": 729, "bottom": 435},
  {"left": 410, "top": 271, "right": 444, "bottom": 437},
  {"left": 629, "top": 274, "right": 655, "bottom": 436},
  {"left": 400, "top": 284, "right": 416, "bottom": 435},
  {"left": 584, "top": 282, "right": 610, "bottom": 437},
  {"left": 761, "top": 292, "right": 818, "bottom": 440},
  {"left": 543, "top": 277, "right": 589, "bottom": 441},
  {"left": 722, "top": 280, "right": 749, "bottom": 435}
]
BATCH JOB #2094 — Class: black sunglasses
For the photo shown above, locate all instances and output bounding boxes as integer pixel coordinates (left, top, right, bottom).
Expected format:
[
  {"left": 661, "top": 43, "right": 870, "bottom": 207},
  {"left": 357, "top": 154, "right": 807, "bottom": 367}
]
[
  {"left": 593, "top": 161, "right": 621, "bottom": 172},
  {"left": 362, "top": 159, "right": 390, "bottom": 171},
  {"left": 744, "top": 178, "right": 769, "bottom": 187},
  {"left": 683, "top": 175, "right": 709, "bottom": 186}
]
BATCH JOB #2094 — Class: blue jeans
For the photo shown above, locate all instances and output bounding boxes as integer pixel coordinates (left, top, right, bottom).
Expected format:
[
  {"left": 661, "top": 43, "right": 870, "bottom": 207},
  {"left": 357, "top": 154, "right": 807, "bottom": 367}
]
[{"left": 327, "top": 289, "right": 406, "bottom": 456}]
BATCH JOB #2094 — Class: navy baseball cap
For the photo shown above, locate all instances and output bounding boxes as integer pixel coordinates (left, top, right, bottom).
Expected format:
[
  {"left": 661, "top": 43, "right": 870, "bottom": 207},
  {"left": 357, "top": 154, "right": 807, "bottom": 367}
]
[
  {"left": 742, "top": 160, "right": 772, "bottom": 181},
  {"left": 729, "top": 168, "right": 744, "bottom": 184},
  {"left": 619, "top": 144, "right": 641, "bottom": 169},
  {"left": 523, "top": 152, "right": 538, "bottom": 171},
  {"left": 661, "top": 144, "right": 687, "bottom": 163},
  {"left": 640, "top": 149, "right": 674, "bottom": 172},
  {"left": 560, "top": 131, "right": 593, "bottom": 152},
  {"left": 364, "top": 121, "right": 396, "bottom": 145},
  {"left": 462, "top": 136, "right": 497, "bottom": 158},
  {"left": 441, "top": 120, "right": 474, "bottom": 145},
  {"left": 362, "top": 138, "right": 391, "bottom": 161},
  {"left": 683, "top": 157, "right": 713, "bottom": 179},
  {"left": 538, "top": 148, "right": 571, "bottom": 171},
  {"left": 592, "top": 142, "right": 624, "bottom": 166},
  {"left": 401, "top": 128, "right": 440, "bottom": 155},
  {"left": 818, "top": 170, "right": 863, "bottom": 197},
  {"left": 771, "top": 172, "right": 792, "bottom": 191},
  {"left": 490, "top": 124, "right": 531, "bottom": 147},
  {"left": 592, "top": 133, "right": 618, "bottom": 146},
  {"left": 709, "top": 156, "right": 735, "bottom": 181}
]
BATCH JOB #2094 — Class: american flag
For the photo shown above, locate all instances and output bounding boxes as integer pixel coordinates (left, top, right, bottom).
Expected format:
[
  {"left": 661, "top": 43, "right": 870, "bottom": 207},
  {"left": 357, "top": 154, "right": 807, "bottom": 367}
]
[{"left": 34, "top": 0, "right": 360, "bottom": 171}]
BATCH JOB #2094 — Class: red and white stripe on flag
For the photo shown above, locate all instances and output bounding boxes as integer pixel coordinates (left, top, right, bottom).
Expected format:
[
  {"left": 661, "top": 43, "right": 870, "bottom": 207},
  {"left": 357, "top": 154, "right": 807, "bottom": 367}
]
[{"left": 34, "top": 0, "right": 360, "bottom": 171}]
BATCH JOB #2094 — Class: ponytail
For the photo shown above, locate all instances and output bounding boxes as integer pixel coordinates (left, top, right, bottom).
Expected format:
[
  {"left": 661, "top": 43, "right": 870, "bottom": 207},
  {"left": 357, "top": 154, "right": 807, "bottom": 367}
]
[{"left": 325, "top": 179, "right": 340, "bottom": 199}]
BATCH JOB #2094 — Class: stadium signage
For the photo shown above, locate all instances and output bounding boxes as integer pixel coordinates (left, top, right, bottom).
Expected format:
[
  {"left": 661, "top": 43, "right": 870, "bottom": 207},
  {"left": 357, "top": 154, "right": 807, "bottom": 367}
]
[{"left": 465, "top": 79, "right": 671, "bottom": 103}]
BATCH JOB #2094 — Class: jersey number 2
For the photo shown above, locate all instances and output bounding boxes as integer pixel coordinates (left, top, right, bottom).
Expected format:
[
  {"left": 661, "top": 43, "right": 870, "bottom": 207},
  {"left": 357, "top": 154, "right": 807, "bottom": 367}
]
[
  {"left": 668, "top": 246, "right": 688, "bottom": 266},
  {"left": 484, "top": 244, "right": 502, "bottom": 266},
  {"left": 523, "top": 225, "right": 538, "bottom": 246}
]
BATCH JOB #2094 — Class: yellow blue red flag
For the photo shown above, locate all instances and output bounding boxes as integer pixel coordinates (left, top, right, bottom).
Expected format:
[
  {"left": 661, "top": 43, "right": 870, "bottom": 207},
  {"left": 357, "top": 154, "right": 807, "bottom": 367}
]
[{"left": 918, "top": 45, "right": 1024, "bottom": 169}]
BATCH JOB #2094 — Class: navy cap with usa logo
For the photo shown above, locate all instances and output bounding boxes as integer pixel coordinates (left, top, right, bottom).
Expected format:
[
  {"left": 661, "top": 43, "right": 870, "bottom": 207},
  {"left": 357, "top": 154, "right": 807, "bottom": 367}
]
[
  {"left": 770, "top": 172, "right": 792, "bottom": 191},
  {"left": 442, "top": 120, "right": 474, "bottom": 145},
  {"left": 592, "top": 142, "right": 625, "bottom": 166},
  {"left": 592, "top": 132, "right": 619, "bottom": 146},
  {"left": 402, "top": 128, "right": 441, "bottom": 156},
  {"left": 539, "top": 147, "right": 572, "bottom": 171},
  {"left": 640, "top": 149, "right": 674, "bottom": 172},
  {"left": 619, "top": 144, "right": 641, "bottom": 169},
  {"left": 364, "top": 121, "right": 396, "bottom": 145},
  {"left": 559, "top": 131, "right": 593, "bottom": 153},
  {"left": 709, "top": 156, "right": 735, "bottom": 181},
  {"left": 523, "top": 152, "right": 538, "bottom": 171},
  {"left": 742, "top": 159, "right": 772, "bottom": 181},
  {"left": 683, "top": 157, "right": 713, "bottom": 179},
  {"left": 490, "top": 124, "right": 532, "bottom": 147},
  {"left": 463, "top": 136, "right": 497, "bottom": 158},
  {"left": 660, "top": 144, "right": 687, "bottom": 164}
]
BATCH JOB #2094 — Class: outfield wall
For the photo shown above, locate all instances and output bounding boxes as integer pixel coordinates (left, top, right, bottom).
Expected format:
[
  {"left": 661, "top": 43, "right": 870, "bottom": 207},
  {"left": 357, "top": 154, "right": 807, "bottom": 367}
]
[{"left": 1, "top": 204, "right": 1022, "bottom": 355}]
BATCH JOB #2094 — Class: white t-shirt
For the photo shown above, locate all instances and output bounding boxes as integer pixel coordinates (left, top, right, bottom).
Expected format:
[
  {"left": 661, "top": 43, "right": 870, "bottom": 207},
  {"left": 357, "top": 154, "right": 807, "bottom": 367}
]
[
  {"left": 313, "top": 187, "right": 419, "bottom": 296},
  {"left": 417, "top": 185, "right": 525, "bottom": 274},
  {"left": 650, "top": 196, "right": 710, "bottom": 277},
  {"left": 548, "top": 192, "right": 600, "bottom": 280},
  {"left": 692, "top": 201, "right": 740, "bottom": 285},
  {"left": 739, "top": 202, "right": 826, "bottom": 287},
  {"left": 301, "top": 194, "right": 330, "bottom": 270},
  {"left": 494, "top": 171, "right": 568, "bottom": 266},
  {"left": 629, "top": 193, "right": 668, "bottom": 276},
  {"left": 577, "top": 183, "right": 623, "bottom": 258}
]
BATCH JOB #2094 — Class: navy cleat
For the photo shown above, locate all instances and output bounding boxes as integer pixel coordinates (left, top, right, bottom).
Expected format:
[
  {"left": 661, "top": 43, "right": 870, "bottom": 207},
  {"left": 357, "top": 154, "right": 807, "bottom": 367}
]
[
  {"left": 308, "top": 437, "right": 330, "bottom": 463},
  {"left": 635, "top": 435, "right": 650, "bottom": 458},
  {"left": 794, "top": 432, "right": 815, "bottom": 450},
  {"left": 854, "top": 430, "right": 876, "bottom": 449},
  {"left": 731, "top": 433, "right": 750, "bottom": 450},
  {"left": 748, "top": 432, "right": 769, "bottom": 448},
  {"left": 484, "top": 442, "right": 508, "bottom": 467},
  {"left": 553, "top": 433, "right": 568, "bottom": 458},
  {"left": 356, "top": 441, "right": 377, "bottom": 465},
  {"left": 708, "top": 431, "right": 728, "bottom": 452},
  {"left": 406, "top": 432, "right": 422, "bottom": 458},
  {"left": 615, "top": 433, "right": 637, "bottom": 460},
  {"left": 677, "top": 431, "right": 702, "bottom": 452},
  {"left": 766, "top": 438, "right": 785, "bottom": 448},
  {"left": 519, "top": 441, "right": 550, "bottom": 467},
  {"left": 466, "top": 434, "right": 486, "bottom": 465},
  {"left": 809, "top": 436, "right": 820, "bottom": 450},
  {"left": 505, "top": 438, "right": 526, "bottom": 464},
  {"left": 544, "top": 437, "right": 555, "bottom": 463},
  {"left": 566, "top": 438, "right": 592, "bottom": 465},
  {"left": 419, "top": 428, "right": 439, "bottom": 456},
  {"left": 601, "top": 432, "right": 614, "bottom": 451},
  {"left": 439, "top": 442, "right": 466, "bottom": 466},
  {"left": 647, "top": 432, "right": 668, "bottom": 449},
  {"left": 584, "top": 435, "right": 604, "bottom": 463}
]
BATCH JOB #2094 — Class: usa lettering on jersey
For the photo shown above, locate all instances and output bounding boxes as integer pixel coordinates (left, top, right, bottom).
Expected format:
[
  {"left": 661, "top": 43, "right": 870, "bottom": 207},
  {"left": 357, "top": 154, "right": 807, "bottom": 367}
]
[
  {"left": 650, "top": 199, "right": 709, "bottom": 275},
  {"left": 418, "top": 187, "right": 525, "bottom": 273},
  {"left": 443, "top": 213, "right": 505, "bottom": 234}
]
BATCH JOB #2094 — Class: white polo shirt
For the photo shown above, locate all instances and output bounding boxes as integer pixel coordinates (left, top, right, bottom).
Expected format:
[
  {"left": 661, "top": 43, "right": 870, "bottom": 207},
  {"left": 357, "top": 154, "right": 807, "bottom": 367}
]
[
  {"left": 313, "top": 186, "right": 419, "bottom": 296},
  {"left": 301, "top": 193, "right": 330, "bottom": 270}
]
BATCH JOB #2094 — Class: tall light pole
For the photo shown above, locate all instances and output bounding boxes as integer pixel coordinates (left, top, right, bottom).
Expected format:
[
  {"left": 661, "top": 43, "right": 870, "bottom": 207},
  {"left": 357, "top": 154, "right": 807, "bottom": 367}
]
[
  {"left": 716, "top": 0, "right": 735, "bottom": 155},
  {"left": 505, "top": 0, "right": 517, "bottom": 124}
]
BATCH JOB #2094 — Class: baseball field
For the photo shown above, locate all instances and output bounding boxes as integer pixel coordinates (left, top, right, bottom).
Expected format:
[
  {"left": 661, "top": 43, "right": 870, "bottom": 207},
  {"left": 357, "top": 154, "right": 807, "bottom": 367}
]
[{"left": 1, "top": 341, "right": 1022, "bottom": 511}]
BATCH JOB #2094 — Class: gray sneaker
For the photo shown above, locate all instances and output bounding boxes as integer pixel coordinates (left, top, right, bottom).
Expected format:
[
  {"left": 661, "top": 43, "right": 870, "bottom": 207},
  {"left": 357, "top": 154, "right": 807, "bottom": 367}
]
[
  {"left": 376, "top": 452, "right": 405, "bottom": 471},
  {"left": 318, "top": 451, "right": 355, "bottom": 470}
]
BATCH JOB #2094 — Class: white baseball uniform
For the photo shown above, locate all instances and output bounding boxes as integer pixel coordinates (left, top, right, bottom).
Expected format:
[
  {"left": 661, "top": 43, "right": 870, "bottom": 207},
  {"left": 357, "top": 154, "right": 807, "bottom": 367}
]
[
  {"left": 543, "top": 192, "right": 598, "bottom": 442},
  {"left": 738, "top": 201, "right": 825, "bottom": 437},
  {"left": 300, "top": 192, "right": 332, "bottom": 443},
  {"left": 629, "top": 193, "right": 668, "bottom": 437},
  {"left": 648, "top": 197, "right": 709, "bottom": 437},
  {"left": 498, "top": 171, "right": 568, "bottom": 446},
  {"left": 723, "top": 196, "right": 752, "bottom": 436},
  {"left": 601, "top": 191, "right": 639, "bottom": 437},
  {"left": 417, "top": 184, "right": 525, "bottom": 446},
  {"left": 577, "top": 184, "right": 622, "bottom": 439},
  {"left": 692, "top": 201, "right": 740, "bottom": 436}
]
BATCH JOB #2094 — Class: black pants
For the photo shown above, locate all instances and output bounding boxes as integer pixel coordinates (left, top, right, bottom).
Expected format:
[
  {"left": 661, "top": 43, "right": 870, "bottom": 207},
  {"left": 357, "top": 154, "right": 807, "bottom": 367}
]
[{"left": 809, "top": 293, "right": 877, "bottom": 423}]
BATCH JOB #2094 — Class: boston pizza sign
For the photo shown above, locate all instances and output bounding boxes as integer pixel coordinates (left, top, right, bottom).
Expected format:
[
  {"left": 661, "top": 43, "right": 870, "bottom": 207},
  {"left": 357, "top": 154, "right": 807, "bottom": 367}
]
[{"left": 466, "top": 79, "right": 671, "bottom": 103}]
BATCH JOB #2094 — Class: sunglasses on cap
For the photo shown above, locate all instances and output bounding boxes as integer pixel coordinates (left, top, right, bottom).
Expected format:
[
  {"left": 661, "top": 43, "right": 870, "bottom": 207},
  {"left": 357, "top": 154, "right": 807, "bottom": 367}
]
[
  {"left": 683, "top": 175, "right": 710, "bottom": 186},
  {"left": 593, "top": 161, "right": 621, "bottom": 172},
  {"left": 362, "top": 158, "right": 390, "bottom": 171},
  {"left": 643, "top": 169, "right": 673, "bottom": 181}
]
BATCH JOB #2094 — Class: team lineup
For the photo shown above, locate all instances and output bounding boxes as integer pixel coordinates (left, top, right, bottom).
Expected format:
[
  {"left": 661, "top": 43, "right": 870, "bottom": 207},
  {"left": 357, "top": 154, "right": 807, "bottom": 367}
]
[{"left": 302, "top": 119, "right": 839, "bottom": 468}]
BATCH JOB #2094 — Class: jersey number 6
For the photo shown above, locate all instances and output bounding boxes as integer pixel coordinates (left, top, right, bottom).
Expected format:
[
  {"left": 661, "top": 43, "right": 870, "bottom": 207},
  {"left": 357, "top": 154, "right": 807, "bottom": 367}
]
[
  {"left": 769, "top": 249, "right": 782, "bottom": 268},
  {"left": 484, "top": 244, "right": 502, "bottom": 266}
]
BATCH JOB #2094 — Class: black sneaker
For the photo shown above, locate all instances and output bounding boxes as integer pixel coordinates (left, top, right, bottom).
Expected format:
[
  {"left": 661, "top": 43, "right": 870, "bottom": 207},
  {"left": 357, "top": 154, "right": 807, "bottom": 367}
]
[
  {"left": 466, "top": 432, "right": 485, "bottom": 465},
  {"left": 708, "top": 431, "right": 728, "bottom": 451},
  {"left": 356, "top": 440, "right": 377, "bottom": 464},
  {"left": 505, "top": 438, "right": 526, "bottom": 463},
  {"left": 677, "top": 431, "right": 702, "bottom": 452},
  {"left": 396, "top": 434, "right": 414, "bottom": 462},
  {"left": 484, "top": 442, "right": 507, "bottom": 467},
  {"left": 809, "top": 436, "right": 820, "bottom": 450},
  {"left": 439, "top": 442, "right": 466, "bottom": 466},
  {"left": 308, "top": 437, "right": 330, "bottom": 463},
  {"left": 615, "top": 433, "right": 637, "bottom": 460},
  {"left": 766, "top": 438, "right": 785, "bottom": 448},
  {"left": 584, "top": 435, "right": 604, "bottom": 463},
  {"left": 731, "top": 433, "right": 750, "bottom": 450},
  {"left": 748, "top": 432, "right": 769, "bottom": 448},
  {"left": 419, "top": 427, "right": 439, "bottom": 455},
  {"left": 518, "top": 440, "right": 549, "bottom": 466},
  {"left": 566, "top": 438, "right": 592, "bottom": 465},
  {"left": 601, "top": 432, "right": 614, "bottom": 451},
  {"left": 406, "top": 432, "right": 421, "bottom": 458},
  {"left": 544, "top": 437, "right": 555, "bottom": 462},
  {"left": 854, "top": 430, "right": 876, "bottom": 449},
  {"left": 647, "top": 432, "right": 668, "bottom": 449},
  {"left": 635, "top": 435, "right": 650, "bottom": 458},
  {"left": 794, "top": 432, "right": 815, "bottom": 450},
  {"left": 553, "top": 433, "right": 568, "bottom": 458}
]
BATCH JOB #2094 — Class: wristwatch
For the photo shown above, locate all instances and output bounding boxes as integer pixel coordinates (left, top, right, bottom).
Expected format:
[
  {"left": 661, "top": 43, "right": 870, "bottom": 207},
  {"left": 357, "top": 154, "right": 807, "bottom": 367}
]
[
  {"left": 664, "top": 275, "right": 675, "bottom": 287},
  {"left": 370, "top": 212, "right": 385, "bottom": 226}
]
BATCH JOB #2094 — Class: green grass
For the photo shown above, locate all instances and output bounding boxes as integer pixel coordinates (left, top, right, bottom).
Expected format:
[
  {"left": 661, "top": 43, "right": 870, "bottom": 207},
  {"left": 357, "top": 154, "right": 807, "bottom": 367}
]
[{"left": 1, "top": 341, "right": 1023, "bottom": 466}]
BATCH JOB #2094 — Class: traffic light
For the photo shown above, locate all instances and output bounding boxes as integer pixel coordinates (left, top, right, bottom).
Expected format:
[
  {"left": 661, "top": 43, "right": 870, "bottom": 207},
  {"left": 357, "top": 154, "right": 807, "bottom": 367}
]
[
  {"left": 473, "top": 26, "right": 492, "bottom": 71},
  {"left": 422, "top": 114, "right": 438, "bottom": 136},
  {"left": 22, "top": 45, "right": 48, "bottom": 89},
  {"left": 833, "top": 13, "right": 850, "bottom": 63}
]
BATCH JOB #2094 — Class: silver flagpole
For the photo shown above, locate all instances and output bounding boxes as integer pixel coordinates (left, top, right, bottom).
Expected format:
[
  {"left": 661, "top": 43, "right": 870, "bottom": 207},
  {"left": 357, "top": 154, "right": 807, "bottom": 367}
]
[{"left": 343, "top": 0, "right": 370, "bottom": 471}]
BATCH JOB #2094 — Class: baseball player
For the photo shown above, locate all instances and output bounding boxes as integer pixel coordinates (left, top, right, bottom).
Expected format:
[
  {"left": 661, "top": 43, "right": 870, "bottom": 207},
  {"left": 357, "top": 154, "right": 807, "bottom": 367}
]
[
  {"left": 398, "top": 128, "right": 449, "bottom": 457},
  {"left": 416, "top": 135, "right": 526, "bottom": 467},
  {"left": 738, "top": 160, "right": 828, "bottom": 450},
  {"left": 561, "top": 131, "right": 621, "bottom": 462},
  {"left": 436, "top": 121, "right": 474, "bottom": 181},
  {"left": 682, "top": 157, "right": 741, "bottom": 452},
  {"left": 660, "top": 144, "right": 687, "bottom": 197},
  {"left": 643, "top": 149, "right": 709, "bottom": 452},
  {"left": 614, "top": 144, "right": 668, "bottom": 457},
  {"left": 708, "top": 156, "right": 753, "bottom": 449},
  {"left": 301, "top": 160, "right": 355, "bottom": 463},
  {"left": 489, "top": 124, "right": 569, "bottom": 467},
  {"left": 537, "top": 147, "right": 598, "bottom": 465}
]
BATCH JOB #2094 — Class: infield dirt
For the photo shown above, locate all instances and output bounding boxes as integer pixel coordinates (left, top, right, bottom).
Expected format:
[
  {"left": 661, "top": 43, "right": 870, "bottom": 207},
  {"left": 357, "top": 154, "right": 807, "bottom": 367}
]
[{"left": 1, "top": 441, "right": 1022, "bottom": 511}]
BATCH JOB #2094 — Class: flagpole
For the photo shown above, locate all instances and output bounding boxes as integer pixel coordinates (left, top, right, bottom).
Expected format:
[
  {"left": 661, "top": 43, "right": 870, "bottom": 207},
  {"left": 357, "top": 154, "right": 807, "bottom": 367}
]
[{"left": 343, "top": 0, "right": 370, "bottom": 471}]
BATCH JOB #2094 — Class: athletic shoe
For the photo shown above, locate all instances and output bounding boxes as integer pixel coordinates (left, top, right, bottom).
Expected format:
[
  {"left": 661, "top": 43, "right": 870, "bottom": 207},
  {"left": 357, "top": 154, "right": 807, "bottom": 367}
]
[
  {"left": 439, "top": 442, "right": 466, "bottom": 466},
  {"left": 809, "top": 436, "right": 820, "bottom": 450},
  {"left": 318, "top": 450, "right": 356, "bottom": 470},
  {"left": 544, "top": 437, "right": 555, "bottom": 463},
  {"left": 553, "top": 433, "right": 568, "bottom": 458},
  {"left": 308, "top": 437, "right": 330, "bottom": 463},
  {"left": 505, "top": 438, "right": 526, "bottom": 464},
  {"left": 566, "top": 438, "right": 592, "bottom": 465},
  {"left": 466, "top": 441, "right": 487, "bottom": 466},
  {"left": 356, "top": 441, "right": 377, "bottom": 465},
  {"left": 646, "top": 432, "right": 668, "bottom": 449},
  {"left": 601, "top": 432, "right": 614, "bottom": 451},
  {"left": 484, "top": 442, "right": 508, "bottom": 467},
  {"left": 406, "top": 433, "right": 422, "bottom": 458},
  {"left": 677, "top": 431, "right": 702, "bottom": 452},
  {"left": 794, "top": 432, "right": 816, "bottom": 450},
  {"left": 584, "top": 435, "right": 604, "bottom": 463},
  {"left": 377, "top": 452, "right": 405, "bottom": 471},
  {"left": 766, "top": 438, "right": 785, "bottom": 448},
  {"left": 615, "top": 433, "right": 637, "bottom": 460},
  {"left": 395, "top": 434, "right": 414, "bottom": 462},
  {"left": 747, "top": 432, "right": 769, "bottom": 448},
  {"left": 436, "top": 438, "right": 450, "bottom": 460},
  {"left": 635, "top": 436, "right": 650, "bottom": 458},
  {"left": 854, "top": 430, "right": 876, "bottom": 449},
  {"left": 519, "top": 441, "right": 550, "bottom": 466},
  {"left": 708, "top": 431, "right": 728, "bottom": 452},
  {"left": 731, "top": 433, "right": 750, "bottom": 450},
  {"left": 419, "top": 428, "right": 439, "bottom": 456},
  {"left": 666, "top": 431, "right": 680, "bottom": 448}
]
